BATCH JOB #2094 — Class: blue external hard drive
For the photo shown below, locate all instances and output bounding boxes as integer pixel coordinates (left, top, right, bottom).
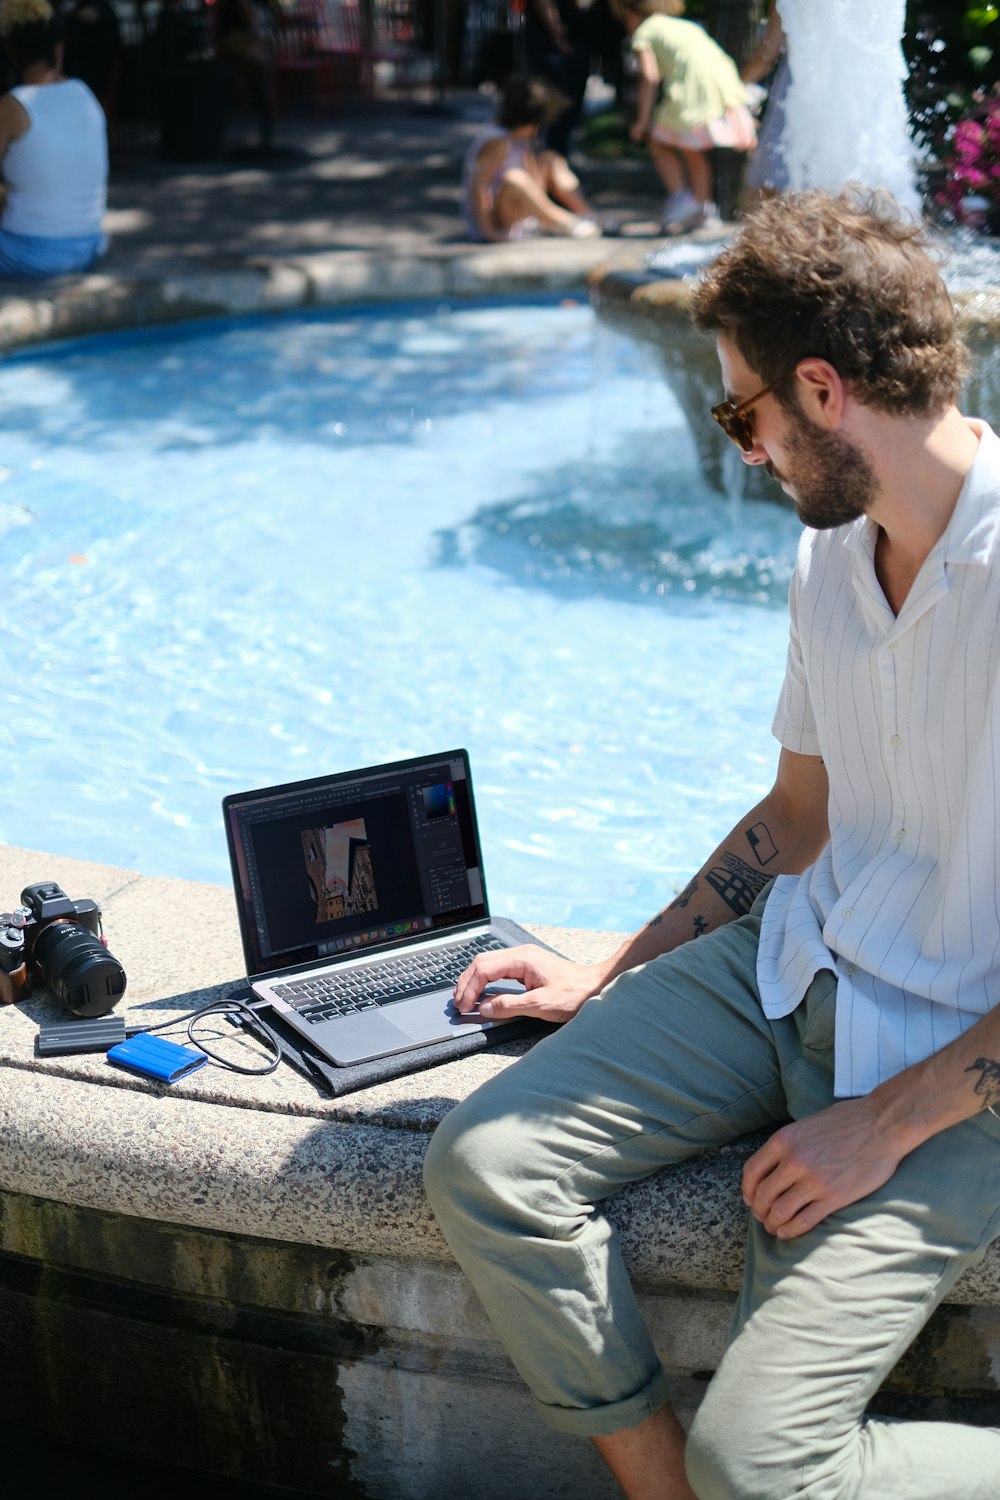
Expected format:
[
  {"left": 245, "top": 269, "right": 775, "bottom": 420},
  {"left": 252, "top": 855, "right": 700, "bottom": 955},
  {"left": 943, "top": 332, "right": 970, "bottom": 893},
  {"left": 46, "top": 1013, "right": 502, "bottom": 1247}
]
[{"left": 107, "top": 1033, "right": 207, "bottom": 1084}]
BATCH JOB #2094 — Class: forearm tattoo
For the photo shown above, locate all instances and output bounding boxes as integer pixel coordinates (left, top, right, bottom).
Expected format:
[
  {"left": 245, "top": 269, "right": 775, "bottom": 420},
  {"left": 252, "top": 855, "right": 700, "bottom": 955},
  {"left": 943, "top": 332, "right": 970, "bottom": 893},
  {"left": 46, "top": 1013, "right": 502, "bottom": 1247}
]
[
  {"left": 646, "top": 876, "right": 698, "bottom": 930},
  {"left": 705, "top": 852, "right": 772, "bottom": 918},
  {"left": 646, "top": 841, "right": 775, "bottom": 940},
  {"left": 966, "top": 1057, "right": 1000, "bottom": 1119},
  {"left": 746, "top": 821, "right": 779, "bottom": 866}
]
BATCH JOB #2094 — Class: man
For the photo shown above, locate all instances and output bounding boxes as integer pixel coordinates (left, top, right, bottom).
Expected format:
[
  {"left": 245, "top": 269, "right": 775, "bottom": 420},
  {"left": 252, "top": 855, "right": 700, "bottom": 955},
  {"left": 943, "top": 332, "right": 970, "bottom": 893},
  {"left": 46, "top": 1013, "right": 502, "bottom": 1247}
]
[{"left": 423, "top": 189, "right": 1000, "bottom": 1500}]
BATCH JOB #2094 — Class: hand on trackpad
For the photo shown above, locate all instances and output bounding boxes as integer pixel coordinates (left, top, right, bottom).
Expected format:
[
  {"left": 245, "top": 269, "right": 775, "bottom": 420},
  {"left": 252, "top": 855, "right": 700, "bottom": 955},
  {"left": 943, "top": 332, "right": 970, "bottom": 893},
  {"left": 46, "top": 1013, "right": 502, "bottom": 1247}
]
[{"left": 453, "top": 979, "right": 524, "bottom": 1021}]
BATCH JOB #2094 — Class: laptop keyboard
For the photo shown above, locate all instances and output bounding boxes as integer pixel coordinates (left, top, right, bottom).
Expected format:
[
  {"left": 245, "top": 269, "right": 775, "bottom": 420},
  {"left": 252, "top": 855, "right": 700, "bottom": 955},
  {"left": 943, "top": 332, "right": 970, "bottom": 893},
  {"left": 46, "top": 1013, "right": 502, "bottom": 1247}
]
[{"left": 271, "top": 933, "right": 509, "bottom": 1025}]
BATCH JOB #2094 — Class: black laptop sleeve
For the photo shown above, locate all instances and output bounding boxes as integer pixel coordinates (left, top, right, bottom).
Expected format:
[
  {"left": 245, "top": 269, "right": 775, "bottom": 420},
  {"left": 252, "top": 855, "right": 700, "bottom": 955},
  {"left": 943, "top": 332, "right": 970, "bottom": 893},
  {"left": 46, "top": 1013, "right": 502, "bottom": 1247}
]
[{"left": 231, "top": 993, "right": 557, "bottom": 1098}]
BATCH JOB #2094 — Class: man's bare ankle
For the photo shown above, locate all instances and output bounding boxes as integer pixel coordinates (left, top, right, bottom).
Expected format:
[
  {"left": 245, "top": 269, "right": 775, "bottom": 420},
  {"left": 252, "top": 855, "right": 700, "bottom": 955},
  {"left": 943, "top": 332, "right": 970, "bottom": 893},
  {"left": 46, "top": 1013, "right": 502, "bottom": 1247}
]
[{"left": 590, "top": 1403, "right": 697, "bottom": 1500}]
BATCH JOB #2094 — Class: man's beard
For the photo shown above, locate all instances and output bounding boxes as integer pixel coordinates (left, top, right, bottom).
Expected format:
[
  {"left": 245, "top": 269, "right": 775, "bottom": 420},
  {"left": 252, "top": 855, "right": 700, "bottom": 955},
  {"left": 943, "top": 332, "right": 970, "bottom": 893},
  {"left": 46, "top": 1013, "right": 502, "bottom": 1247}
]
[{"left": 771, "top": 403, "right": 879, "bottom": 530}]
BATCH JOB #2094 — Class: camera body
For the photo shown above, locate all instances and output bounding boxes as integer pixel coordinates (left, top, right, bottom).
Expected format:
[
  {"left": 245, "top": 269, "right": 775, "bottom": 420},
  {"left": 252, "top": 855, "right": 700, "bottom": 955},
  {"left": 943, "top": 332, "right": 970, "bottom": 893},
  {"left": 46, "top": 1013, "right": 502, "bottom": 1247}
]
[{"left": 0, "top": 881, "right": 127, "bottom": 1017}]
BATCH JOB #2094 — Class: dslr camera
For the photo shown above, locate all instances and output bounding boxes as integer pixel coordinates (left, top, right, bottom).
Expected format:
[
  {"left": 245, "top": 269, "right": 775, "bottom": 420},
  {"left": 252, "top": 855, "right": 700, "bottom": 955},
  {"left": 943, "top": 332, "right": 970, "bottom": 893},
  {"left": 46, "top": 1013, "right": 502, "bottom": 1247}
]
[{"left": 0, "top": 881, "right": 127, "bottom": 1017}]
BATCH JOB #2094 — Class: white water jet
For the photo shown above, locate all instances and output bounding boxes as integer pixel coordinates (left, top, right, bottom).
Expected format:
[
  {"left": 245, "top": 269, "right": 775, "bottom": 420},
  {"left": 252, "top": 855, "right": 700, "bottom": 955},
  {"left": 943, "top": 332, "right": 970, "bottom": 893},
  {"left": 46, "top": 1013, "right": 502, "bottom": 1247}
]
[{"left": 778, "top": 0, "right": 922, "bottom": 215}]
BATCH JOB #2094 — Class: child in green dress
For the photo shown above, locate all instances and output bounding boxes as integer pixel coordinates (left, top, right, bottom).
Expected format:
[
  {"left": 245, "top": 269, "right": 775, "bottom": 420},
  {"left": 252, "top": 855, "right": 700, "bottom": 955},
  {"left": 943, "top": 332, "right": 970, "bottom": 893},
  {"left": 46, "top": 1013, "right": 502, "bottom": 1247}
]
[{"left": 613, "top": 0, "right": 756, "bottom": 232}]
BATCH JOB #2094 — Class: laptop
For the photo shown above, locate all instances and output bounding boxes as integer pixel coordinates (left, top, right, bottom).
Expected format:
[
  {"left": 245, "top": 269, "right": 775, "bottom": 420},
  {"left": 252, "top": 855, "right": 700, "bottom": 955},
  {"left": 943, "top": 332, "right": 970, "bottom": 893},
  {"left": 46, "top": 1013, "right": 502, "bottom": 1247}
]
[{"left": 222, "top": 750, "right": 552, "bottom": 1066}]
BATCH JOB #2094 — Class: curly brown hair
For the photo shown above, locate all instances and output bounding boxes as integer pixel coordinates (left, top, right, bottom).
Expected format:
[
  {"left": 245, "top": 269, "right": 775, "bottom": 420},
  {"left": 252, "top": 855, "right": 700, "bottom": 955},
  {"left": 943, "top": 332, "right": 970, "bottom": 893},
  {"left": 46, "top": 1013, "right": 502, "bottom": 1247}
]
[{"left": 689, "top": 190, "right": 968, "bottom": 417}]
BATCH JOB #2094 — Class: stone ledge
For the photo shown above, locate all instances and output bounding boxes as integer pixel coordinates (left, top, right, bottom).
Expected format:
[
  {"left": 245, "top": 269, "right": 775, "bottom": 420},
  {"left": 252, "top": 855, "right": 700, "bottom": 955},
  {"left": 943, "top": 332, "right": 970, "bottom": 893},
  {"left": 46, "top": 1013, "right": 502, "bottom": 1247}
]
[
  {"left": 1, "top": 841, "right": 998, "bottom": 1492},
  {"left": 0, "top": 841, "right": 754, "bottom": 1292},
  {"left": 2, "top": 840, "right": 999, "bottom": 1302},
  {"left": 0, "top": 240, "right": 649, "bottom": 354}
]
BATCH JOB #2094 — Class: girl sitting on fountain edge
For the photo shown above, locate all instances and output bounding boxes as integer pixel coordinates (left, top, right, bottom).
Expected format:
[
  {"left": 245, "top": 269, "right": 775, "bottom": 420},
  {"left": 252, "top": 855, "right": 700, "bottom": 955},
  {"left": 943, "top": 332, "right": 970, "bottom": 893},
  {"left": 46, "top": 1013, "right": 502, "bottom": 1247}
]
[{"left": 461, "top": 76, "right": 603, "bottom": 244}]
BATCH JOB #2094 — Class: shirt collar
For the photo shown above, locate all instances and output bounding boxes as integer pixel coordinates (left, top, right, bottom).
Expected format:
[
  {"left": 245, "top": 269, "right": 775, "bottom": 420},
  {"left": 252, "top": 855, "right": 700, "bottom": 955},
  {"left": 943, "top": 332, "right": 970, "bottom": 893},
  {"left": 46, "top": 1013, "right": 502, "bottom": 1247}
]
[
  {"left": 940, "top": 419, "right": 1000, "bottom": 566},
  {"left": 838, "top": 418, "right": 1000, "bottom": 567}
]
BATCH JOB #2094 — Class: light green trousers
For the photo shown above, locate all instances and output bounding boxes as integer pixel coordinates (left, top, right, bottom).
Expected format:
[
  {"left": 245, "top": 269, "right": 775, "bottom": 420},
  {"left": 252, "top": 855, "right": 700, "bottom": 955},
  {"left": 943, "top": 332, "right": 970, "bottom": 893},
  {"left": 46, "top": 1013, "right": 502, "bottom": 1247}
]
[{"left": 423, "top": 897, "right": 1000, "bottom": 1499}]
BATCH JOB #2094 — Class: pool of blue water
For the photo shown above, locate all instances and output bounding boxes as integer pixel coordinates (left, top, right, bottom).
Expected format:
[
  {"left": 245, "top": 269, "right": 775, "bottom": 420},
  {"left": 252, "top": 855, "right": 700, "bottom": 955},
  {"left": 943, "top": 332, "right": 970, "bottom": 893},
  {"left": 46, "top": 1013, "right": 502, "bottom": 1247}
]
[{"left": 0, "top": 298, "right": 802, "bottom": 933}]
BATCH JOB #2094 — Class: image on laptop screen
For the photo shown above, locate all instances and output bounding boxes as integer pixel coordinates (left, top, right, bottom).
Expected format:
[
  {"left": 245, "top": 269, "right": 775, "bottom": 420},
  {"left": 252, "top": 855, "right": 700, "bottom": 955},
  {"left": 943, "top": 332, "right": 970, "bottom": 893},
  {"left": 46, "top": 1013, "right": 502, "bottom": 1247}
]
[{"left": 224, "top": 752, "right": 488, "bottom": 979}]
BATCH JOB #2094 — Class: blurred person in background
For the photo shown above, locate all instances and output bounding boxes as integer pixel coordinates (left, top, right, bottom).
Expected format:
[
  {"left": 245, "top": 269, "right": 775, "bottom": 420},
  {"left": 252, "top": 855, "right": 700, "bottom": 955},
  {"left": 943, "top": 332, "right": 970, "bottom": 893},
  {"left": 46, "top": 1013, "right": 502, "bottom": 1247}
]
[
  {"left": 614, "top": 0, "right": 755, "bottom": 232},
  {"left": 62, "top": 0, "right": 120, "bottom": 105},
  {"left": 462, "top": 74, "right": 603, "bottom": 241},
  {"left": 0, "top": 0, "right": 107, "bottom": 275}
]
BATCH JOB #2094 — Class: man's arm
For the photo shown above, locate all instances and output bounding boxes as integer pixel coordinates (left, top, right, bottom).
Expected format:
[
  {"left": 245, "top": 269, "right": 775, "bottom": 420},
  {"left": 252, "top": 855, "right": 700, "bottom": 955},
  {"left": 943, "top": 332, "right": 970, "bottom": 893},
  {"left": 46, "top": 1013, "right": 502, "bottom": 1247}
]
[
  {"left": 453, "top": 746, "right": 830, "bottom": 1021},
  {"left": 743, "top": 1003, "right": 1000, "bottom": 1241}
]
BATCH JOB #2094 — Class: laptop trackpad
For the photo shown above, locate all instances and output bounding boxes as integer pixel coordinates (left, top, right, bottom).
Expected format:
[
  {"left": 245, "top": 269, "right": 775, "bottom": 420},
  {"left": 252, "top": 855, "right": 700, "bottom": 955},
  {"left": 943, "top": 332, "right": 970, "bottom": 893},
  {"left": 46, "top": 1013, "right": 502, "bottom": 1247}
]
[
  {"left": 314, "top": 985, "right": 525, "bottom": 1065},
  {"left": 391, "top": 989, "right": 486, "bottom": 1043},
  {"left": 388, "top": 983, "right": 523, "bottom": 1042},
  {"left": 315, "top": 1006, "right": 447, "bottom": 1065}
]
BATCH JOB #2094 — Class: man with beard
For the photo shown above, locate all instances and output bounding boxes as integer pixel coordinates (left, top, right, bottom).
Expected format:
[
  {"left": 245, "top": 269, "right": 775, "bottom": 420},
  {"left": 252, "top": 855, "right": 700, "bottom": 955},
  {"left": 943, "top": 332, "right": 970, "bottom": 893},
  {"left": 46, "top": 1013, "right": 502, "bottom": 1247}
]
[{"left": 423, "top": 190, "right": 1000, "bottom": 1499}]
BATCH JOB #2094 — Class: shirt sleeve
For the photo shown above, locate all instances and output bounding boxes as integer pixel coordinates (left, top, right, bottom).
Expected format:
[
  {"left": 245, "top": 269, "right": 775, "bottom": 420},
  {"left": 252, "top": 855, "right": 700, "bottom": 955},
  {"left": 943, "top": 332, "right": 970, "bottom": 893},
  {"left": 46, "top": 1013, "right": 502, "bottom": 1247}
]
[
  {"left": 771, "top": 542, "right": 822, "bottom": 756},
  {"left": 629, "top": 16, "right": 656, "bottom": 55}
]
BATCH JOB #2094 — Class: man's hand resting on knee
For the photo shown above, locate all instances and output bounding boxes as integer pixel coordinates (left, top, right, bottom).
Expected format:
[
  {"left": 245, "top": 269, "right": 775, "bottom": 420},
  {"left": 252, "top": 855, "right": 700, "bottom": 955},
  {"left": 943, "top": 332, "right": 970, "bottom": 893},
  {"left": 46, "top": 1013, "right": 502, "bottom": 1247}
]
[
  {"left": 453, "top": 946, "right": 607, "bottom": 1024},
  {"left": 741, "top": 1098, "right": 909, "bottom": 1241},
  {"left": 741, "top": 1012, "right": 1000, "bottom": 1239}
]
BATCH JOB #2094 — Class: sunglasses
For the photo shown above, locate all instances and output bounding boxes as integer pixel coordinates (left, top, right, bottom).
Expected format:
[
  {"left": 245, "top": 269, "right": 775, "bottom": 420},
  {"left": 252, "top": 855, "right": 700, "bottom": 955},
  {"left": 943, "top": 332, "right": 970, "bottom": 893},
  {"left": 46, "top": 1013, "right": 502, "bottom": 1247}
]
[{"left": 711, "top": 379, "right": 782, "bottom": 453}]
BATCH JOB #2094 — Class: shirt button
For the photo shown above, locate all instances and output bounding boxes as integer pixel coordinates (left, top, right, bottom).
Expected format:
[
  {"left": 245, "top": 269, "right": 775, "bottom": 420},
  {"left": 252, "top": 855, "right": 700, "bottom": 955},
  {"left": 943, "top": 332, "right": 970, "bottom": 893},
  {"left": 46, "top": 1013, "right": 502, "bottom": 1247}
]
[
  {"left": 895, "top": 828, "right": 906, "bottom": 841},
  {"left": 846, "top": 964, "right": 856, "bottom": 977},
  {"left": 888, "top": 641, "right": 898, "bottom": 652},
  {"left": 890, "top": 733, "right": 901, "bottom": 747},
  {"left": 843, "top": 907, "right": 854, "bottom": 919}
]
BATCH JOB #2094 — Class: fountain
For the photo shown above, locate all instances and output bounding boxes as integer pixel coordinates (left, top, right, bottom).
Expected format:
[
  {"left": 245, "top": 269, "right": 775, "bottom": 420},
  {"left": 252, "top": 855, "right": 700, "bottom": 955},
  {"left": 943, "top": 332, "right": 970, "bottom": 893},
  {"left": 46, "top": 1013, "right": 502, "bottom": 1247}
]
[
  {"left": 779, "top": 0, "right": 921, "bottom": 215},
  {"left": 589, "top": 0, "right": 1000, "bottom": 496}
]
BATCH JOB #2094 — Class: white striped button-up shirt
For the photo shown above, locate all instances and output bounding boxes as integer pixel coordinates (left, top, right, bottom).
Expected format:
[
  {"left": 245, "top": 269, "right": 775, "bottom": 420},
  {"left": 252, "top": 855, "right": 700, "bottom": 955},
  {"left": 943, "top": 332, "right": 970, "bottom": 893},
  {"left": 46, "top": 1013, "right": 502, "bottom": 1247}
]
[{"left": 758, "top": 420, "right": 1000, "bottom": 1097}]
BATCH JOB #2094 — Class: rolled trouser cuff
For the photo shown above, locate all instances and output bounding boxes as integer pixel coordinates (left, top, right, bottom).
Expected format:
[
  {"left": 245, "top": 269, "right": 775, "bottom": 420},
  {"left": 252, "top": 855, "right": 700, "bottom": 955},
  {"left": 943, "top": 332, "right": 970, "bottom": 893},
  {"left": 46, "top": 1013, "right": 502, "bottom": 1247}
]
[{"left": 530, "top": 1365, "right": 674, "bottom": 1437}]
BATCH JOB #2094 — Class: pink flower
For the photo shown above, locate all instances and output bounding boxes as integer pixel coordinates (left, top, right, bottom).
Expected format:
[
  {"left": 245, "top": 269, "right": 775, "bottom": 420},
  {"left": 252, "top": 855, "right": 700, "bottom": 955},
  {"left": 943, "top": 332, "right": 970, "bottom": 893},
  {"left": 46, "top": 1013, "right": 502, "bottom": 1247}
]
[
  {"left": 955, "top": 119, "right": 986, "bottom": 149},
  {"left": 955, "top": 140, "right": 985, "bottom": 166},
  {"left": 955, "top": 144, "right": 985, "bottom": 169},
  {"left": 942, "top": 105, "right": 1000, "bottom": 222}
]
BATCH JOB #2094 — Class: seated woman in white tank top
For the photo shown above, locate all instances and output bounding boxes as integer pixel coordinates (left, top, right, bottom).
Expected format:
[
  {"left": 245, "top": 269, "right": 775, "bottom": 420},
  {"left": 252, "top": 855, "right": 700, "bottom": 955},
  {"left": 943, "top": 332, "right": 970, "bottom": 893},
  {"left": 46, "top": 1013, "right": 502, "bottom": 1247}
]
[{"left": 0, "top": 0, "right": 107, "bottom": 277}]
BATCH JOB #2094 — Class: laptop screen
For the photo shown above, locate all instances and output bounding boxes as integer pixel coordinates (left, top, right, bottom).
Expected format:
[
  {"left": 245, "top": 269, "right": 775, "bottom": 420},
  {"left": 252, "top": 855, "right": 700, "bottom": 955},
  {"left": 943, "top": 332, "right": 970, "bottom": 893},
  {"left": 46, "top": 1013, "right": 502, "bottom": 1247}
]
[{"left": 223, "top": 751, "right": 489, "bottom": 978}]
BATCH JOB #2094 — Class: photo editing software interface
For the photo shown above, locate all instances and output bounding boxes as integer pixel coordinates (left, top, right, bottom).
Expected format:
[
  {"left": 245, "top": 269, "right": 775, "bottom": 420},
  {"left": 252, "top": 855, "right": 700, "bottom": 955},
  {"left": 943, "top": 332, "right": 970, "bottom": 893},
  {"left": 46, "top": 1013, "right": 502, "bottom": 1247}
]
[{"left": 227, "top": 757, "right": 487, "bottom": 976}]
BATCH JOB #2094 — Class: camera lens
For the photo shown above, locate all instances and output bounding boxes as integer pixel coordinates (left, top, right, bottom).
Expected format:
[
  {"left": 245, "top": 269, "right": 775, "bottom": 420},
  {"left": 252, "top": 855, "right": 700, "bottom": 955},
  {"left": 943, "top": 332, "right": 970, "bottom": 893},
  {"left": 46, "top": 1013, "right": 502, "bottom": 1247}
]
[{"left": 32, "top": 919, "right": 127, "bottom": 1017}]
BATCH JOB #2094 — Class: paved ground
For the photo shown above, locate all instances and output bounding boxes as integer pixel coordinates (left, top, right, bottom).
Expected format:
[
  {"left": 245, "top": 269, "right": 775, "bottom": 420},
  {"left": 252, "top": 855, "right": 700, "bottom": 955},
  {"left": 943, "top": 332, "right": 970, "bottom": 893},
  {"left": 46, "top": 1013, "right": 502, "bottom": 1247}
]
[
  {"left": 101, "top": 85, "right": 666, "bottom": 275},
  {"left": 97, "top": 85, "right": 668, "bottom": 276},
  {"left": 0, "top": 83, "right": 699, "bottom": 348}
]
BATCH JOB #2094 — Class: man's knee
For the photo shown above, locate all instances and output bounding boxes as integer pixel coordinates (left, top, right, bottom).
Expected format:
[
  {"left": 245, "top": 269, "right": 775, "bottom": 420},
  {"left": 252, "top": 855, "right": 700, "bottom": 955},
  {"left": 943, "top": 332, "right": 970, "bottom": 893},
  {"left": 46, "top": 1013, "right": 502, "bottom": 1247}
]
[
  {"left": 686, "top": 1380, "right": 841, "bottom": 1500},
  {"left": 424, "top": 1092, "right": 478, "bottom": 1215},
  {"left": 686, "top": 1402, "right": 786, "bottom": 1500},
  {"left": 423, "top": 1079, "right": 536, "bottom": 1240},
  {"left": 684, "top": 1403, "right": 746, "bottom": 1500}
]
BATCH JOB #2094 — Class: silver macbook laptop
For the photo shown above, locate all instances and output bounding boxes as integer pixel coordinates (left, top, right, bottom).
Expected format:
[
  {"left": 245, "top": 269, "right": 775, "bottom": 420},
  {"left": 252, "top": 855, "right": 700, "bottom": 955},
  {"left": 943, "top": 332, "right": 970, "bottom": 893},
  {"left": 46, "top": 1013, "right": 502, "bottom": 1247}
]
[{"left": 222, "top": 750, "right": 550, "bottom": 1066}]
